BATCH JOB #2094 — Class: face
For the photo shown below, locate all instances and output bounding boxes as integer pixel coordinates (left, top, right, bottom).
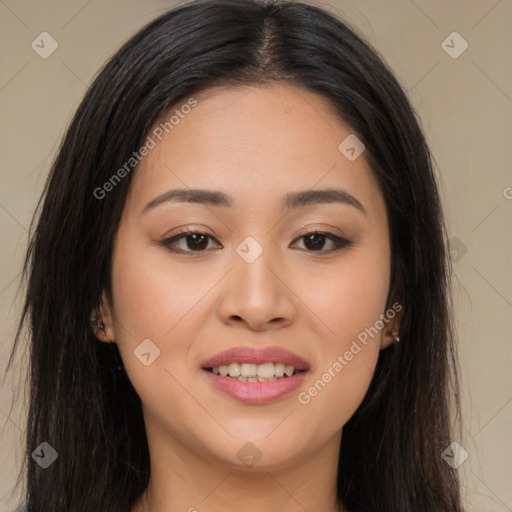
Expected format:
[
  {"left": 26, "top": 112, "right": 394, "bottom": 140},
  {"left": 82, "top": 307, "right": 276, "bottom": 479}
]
[{"left": 98, "top": 83, "right": 400, "bottom": 472}]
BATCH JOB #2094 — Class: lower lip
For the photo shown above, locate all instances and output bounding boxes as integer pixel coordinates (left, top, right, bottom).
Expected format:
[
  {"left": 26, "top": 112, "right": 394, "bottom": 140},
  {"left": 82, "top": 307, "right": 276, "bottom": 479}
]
[{"left": 202, "top": 369, "right": 308, "bottom": 404}]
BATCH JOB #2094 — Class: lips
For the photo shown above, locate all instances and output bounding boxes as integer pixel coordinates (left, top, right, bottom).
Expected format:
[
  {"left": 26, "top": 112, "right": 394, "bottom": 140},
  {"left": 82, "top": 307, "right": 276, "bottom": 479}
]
[{"left": 201, "top": 346, "right": 310, "bottom": 405}]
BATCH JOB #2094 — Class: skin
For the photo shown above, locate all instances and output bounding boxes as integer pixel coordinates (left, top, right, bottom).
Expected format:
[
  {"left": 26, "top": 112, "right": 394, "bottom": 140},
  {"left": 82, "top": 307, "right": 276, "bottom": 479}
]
[{"left": 94, "top": 83, "right": 402, "bottom": 512}]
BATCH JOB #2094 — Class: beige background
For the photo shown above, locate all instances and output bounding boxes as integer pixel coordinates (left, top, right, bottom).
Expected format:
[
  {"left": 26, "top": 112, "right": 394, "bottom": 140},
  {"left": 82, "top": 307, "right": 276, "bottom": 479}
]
[{"left": 1, "top": 0, "right": 511, "bottom": 510}]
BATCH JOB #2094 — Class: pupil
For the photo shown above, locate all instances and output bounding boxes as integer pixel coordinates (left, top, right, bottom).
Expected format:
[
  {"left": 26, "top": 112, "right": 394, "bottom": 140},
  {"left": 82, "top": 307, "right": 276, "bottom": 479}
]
[
  {"left": 188, "top": 234, "right": 208, "bottom": 250},
  {"left": 305, "top": 233, "right": 325, "bottom": 251}
]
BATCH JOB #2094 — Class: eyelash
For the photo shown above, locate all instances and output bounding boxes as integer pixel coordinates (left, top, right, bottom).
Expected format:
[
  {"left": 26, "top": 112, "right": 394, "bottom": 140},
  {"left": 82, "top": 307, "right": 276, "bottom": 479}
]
[{"left": 160, "top": 228, "right": 353, "bottom": 255}]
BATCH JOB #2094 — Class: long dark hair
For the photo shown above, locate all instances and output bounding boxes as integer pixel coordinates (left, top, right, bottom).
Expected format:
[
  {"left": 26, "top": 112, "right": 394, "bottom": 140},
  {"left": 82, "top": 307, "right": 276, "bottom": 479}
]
[{"left": 8, "top": 0, "right": 464, "bottom": 510}]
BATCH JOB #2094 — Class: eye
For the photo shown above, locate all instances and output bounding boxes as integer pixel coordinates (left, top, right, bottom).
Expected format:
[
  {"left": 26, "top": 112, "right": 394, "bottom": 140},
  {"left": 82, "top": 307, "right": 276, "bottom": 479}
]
[
  {"left": 161, "top": 229, "right": 221, "bottom": 253},
  {"left": 291, "top": 230, "right": 352, "bottom": 253},
  {"left": 160, "top": 228, "right": 352, "bottom": 254}
]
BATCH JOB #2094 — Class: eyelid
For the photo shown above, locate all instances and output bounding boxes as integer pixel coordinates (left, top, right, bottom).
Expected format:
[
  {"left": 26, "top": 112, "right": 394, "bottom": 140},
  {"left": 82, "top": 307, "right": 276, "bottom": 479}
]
[
  {"left": 290, "top": 229, "right": 352, "bottom": 253},
  {"left": 160, "top": 227, "right": 221, "bottom": 250}
]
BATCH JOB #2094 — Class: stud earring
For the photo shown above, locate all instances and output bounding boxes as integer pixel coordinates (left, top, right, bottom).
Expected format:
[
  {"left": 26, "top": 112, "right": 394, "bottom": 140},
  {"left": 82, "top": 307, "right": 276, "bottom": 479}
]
[
  {"left": 90, "top": 314, "right": 106, "bottom": 335},
  {"left": 390, "top": 328, "right": 400, "bottom": 343}
]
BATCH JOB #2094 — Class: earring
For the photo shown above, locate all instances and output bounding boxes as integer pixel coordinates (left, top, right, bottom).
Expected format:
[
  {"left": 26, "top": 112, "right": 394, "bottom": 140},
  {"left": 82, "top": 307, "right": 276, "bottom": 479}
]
[
  {"left": 90, "top": 314, "right": 106, "bottom": 335},
  {"left": 390, "top": 328, "right": 400, "bottom": 343}
]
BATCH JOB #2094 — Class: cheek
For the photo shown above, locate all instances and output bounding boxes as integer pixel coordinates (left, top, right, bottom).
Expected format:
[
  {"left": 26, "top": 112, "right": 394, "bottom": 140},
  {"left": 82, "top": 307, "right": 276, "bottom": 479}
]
[
  {"left": 108, "top": 231, "right": 207, "bottom": 392},
  {"left": 110, "top": 230, "right": 212, "bottom": 341},
  {"left": 298, "top": 239, "right": 391, "bottom": 347},
  {"left": 293, "top": 239, "right": 389, "bottom": 429},
  {"left": 109, "top": 243, "right": 206, "bottom": 437},
  {"left": 297, "top": 346, "right": 378, "bottom": 440}
]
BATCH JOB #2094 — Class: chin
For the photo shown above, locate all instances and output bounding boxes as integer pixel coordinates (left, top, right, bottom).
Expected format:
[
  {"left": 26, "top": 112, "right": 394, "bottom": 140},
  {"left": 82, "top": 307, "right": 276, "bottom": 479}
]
[{"left": 201, "top": 433, "right": 310, "bottom": 472}]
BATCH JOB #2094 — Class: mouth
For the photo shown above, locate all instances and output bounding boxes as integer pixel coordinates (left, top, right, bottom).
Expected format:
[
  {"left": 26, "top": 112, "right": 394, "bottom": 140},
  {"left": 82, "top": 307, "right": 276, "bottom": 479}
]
[{"left": 201, "top": 346, "right": 310, "bottom": 404}]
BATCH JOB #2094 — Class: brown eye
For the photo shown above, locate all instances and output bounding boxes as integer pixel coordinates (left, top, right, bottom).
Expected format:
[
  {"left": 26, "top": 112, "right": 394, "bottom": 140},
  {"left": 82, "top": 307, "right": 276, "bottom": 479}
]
[
  {"left": 292, "top": 231, "right": 352, "bottom": 253},
  {"left": 303, "top": 232, "right": 329, "bottom": 251},
  {"left": 161, "top": 230, "right": 221, "bottom": 253},
  {"left": 182, "top": 233, "right": 210, "bottom": 251}
]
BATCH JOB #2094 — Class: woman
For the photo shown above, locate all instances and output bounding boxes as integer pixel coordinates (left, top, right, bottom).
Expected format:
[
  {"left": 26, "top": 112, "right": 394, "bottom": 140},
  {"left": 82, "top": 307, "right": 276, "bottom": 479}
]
[{"left": 9, "top": 0, "right": 465, "bottom": 510}]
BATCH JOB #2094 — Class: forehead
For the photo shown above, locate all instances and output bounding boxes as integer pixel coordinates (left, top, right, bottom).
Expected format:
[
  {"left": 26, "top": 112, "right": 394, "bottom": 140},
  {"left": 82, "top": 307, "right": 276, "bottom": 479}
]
[{"left": 126, "top": 84, "right": 386, "bottom": 221}]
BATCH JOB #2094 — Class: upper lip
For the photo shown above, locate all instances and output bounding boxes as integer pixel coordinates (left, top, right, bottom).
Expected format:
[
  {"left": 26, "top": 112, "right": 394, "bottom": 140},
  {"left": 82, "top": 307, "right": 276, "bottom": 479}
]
[{"left": 201, "top": 346, "right": 310, "bottom": 371}]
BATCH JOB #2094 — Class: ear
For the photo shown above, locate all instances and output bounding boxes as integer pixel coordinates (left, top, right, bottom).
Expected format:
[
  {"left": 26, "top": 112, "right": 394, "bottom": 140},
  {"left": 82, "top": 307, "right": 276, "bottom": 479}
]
[
  {"left": 90, "top": 290, "right": 117, "bottom": 343},
  {"left": 380, "top": 295, "right": 404, "bottom": 350}
]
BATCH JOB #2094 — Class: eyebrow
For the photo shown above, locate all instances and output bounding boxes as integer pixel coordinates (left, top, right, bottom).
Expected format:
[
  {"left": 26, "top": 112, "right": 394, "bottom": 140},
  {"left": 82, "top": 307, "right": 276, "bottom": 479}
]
[{"left": 141, "top": 188, "right": 366, "bottom": 215}]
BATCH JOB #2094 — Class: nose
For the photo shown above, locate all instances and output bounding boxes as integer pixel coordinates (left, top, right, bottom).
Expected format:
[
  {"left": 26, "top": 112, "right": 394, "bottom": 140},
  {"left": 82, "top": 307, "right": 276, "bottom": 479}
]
[{"left": 216, "top": 246, "right": 297, "bottom": 332}]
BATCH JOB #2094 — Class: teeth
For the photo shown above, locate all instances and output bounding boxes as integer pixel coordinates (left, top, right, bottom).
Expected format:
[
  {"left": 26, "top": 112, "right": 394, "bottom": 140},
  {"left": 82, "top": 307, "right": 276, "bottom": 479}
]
[
  {"left": 274, "top": 363, "right": 285, "bottom": 377},
  {"left": 228, "top": 363, "right": 241, "bottom": 377},
  {"left": 210, "top": 362, "right": 299, "bottom": 380},
  {"left": 257, "top": 363, "right": 274, "bottom": 378},
  {"left": 240, "top": 363, "right": 257, "bottom": 377}
]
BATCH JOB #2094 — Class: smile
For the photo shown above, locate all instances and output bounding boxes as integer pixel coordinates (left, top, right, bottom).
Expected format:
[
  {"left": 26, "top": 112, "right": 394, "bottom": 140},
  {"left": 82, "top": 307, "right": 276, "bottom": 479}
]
[{"left": 201, "top": 346, "right": 310, "bottom": 404}]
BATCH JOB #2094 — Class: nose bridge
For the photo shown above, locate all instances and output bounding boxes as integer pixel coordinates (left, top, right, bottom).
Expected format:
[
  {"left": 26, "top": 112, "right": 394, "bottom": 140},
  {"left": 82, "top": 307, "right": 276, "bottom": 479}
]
[
  {"left": 217, "top": 235, "right": 295, "bottom": 329},
  {"left": 235, "top": 235, "right": 282, "bottom": 306}
]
